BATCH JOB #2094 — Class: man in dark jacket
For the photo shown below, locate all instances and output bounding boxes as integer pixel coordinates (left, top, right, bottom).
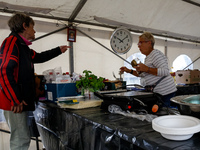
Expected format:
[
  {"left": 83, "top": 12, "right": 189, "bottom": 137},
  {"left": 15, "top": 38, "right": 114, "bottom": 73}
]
[{"left": 0, "top": 13, "right": 70, "bottom": 150}]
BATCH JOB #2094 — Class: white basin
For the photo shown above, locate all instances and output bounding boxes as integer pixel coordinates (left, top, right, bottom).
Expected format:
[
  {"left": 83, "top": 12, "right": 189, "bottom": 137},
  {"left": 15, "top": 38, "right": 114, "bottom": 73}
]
[{"left": 152, "top": 115, "right": 200, "bottom": 141}]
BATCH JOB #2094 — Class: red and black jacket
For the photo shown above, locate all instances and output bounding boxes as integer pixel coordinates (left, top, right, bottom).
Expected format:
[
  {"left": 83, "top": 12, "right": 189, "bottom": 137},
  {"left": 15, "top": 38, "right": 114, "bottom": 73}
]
[{"left": 0, "top": 32, "right": 62, "bottom": 111}]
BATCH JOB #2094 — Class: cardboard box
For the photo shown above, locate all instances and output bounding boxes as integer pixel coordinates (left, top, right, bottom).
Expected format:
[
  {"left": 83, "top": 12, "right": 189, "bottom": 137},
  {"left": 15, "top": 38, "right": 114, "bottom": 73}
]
[
  {"left": 176, "top": 70, "right": 200, "bottom": 84},
  {"left": 45, "top": 83, "right": 78, "bottom": 101}
]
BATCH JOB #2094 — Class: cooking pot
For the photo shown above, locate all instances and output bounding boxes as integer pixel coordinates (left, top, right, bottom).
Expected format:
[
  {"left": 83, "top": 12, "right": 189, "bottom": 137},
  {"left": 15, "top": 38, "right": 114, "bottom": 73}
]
[{"left": 171, "top": 95, "right": 200, "bottom": 119}]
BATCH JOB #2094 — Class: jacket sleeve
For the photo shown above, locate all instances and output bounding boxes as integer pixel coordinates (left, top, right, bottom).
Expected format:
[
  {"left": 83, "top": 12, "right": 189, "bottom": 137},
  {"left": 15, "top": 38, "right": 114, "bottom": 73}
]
[
  {"left": 0, "top": 36, "right": 21, "bottom": 106},
  {"left": 31, "top": 47, "right": 62, "bottom": 63}
]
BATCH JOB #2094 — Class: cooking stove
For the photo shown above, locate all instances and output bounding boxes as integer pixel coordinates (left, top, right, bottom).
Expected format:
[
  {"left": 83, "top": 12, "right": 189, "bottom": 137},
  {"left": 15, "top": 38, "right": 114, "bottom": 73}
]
[{"left": 95, "top": 90, "right": 159, "bottom": 113}]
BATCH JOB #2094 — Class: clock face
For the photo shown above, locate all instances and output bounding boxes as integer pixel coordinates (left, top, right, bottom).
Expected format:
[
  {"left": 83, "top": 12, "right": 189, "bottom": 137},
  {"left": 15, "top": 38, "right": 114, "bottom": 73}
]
[{"left": 110, "top": 28, "right": 132, "bottom": 54}]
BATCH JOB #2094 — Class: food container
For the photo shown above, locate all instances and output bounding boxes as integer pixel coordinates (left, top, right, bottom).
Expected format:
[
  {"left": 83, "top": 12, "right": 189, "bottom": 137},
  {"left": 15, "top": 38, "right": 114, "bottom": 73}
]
[{"left": 45, "top": 83, "right": 78, "bottom": 101}]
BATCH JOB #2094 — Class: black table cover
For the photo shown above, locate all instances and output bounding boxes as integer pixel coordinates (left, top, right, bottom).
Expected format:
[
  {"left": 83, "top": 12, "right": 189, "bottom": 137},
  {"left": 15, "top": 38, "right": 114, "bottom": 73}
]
[{"left": 34, "top": 101, "right": 200, "bottom": 150}]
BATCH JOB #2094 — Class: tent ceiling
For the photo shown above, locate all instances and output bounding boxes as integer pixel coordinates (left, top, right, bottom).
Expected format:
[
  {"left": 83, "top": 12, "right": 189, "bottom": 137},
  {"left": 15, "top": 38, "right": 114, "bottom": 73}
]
[{"left": 0, "top": 0, "right": 200, "bottom": 43}]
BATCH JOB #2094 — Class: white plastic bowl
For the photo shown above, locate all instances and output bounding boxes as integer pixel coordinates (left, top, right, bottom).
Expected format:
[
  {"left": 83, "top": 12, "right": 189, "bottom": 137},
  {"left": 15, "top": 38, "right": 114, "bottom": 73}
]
[{"left": 152, "top": 115, "right": 200, "bottom": 141}]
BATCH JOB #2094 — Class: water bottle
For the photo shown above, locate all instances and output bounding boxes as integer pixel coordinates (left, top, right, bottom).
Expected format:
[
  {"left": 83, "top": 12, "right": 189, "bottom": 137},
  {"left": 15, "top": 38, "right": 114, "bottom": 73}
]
[{"left": 62, "top": 72, "right": 71, "bottom": 83}]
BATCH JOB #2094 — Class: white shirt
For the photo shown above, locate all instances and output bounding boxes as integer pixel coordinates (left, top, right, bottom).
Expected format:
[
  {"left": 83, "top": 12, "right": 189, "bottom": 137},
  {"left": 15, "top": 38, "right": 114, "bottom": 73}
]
[{"left": 140, "top": 49, "right": 177, "bottom": 95}]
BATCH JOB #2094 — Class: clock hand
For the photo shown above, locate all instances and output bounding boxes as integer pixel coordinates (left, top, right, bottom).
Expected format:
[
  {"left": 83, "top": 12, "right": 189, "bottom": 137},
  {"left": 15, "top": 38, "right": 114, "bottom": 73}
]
[
  {"left": 117, "top": 37, "right": 123, "bottom": 43},
  {"left": 121, "top": 35, "right": 128, "bottom": 42}
]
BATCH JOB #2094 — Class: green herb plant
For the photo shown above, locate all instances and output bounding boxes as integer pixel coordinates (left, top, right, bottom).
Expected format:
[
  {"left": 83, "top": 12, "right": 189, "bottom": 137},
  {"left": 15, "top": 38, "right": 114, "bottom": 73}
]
[{"left": 76, "top": 70, "right": 105, "bottom": 95}]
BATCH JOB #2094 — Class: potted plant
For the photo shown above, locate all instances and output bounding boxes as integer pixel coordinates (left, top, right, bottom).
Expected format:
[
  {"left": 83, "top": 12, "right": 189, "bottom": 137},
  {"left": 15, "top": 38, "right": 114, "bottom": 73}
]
[{"left": 76, "top": 70, "right": 105, "bottom": 97}]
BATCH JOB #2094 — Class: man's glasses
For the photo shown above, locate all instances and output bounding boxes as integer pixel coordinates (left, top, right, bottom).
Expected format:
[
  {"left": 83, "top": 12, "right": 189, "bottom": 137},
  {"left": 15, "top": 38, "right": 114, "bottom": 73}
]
[{"left": 138, "top": 41, "right": 149, "bottom": 45}]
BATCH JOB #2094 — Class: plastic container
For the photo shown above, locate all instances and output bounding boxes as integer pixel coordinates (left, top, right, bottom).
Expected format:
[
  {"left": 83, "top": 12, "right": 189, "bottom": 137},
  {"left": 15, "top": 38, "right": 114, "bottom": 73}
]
[
  {"left": 61, "top": 72, "right": 71, "bottom": 83},
  {"left": 49, "top": 71, "right": 54, "bottom": 83},
  {"left": 45, "top": 83, "right": 77, "bottom": 101},
  {"left": 55, "top": 74, "right": 63, "bottom": 83}
]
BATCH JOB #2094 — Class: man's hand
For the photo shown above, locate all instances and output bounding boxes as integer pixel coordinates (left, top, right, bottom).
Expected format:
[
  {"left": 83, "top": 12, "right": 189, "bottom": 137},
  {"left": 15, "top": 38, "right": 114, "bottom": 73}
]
[{"left": 11, "top": 100, "right": 28, "bottom": 113}]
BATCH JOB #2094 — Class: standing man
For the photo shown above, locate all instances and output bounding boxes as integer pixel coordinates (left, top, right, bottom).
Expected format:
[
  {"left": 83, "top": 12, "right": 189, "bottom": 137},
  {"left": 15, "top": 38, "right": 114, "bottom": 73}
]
[
  {"left": 0, "top": 13, "right": 70, "bottom": 150},
  {"left": 120, "top": 32, "right": 177, "bottom": 107}
]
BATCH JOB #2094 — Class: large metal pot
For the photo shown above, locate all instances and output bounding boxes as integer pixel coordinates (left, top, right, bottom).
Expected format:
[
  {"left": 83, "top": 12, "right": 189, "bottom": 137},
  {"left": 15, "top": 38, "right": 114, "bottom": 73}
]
[{"left": 171, "top": 95, "right": 200, "bottom": 119}]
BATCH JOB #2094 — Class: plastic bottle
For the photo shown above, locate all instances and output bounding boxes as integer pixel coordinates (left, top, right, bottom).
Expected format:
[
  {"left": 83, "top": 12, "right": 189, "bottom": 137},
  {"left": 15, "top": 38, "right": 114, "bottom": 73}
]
[
  {"left": 55, "top": 73, "right": 63, "bottom": 83},
  {"left": 61, "top": 72, "right": 71, "bottom": 83},
  {"left": 49, "top": 72, "right": 54, "bottom": 83},
  {"left": 72, "top": 72, "right": 80, "bottom": 82}
]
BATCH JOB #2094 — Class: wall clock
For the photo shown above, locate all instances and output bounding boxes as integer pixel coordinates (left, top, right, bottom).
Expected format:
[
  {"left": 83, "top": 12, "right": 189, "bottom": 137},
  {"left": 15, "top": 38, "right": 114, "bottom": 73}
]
[{"left": 110, "top": 27, "right": 132, "bottom": 54}]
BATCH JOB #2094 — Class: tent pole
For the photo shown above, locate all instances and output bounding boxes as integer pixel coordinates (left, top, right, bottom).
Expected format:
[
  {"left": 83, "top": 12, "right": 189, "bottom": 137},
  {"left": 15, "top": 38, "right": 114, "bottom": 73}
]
[
  {"left": 67, "top": 0, "right": 88, "bottom": 74},
  {"left": 69, "top": 41, "right": 74, "bottom": 74},
  {"left": 31, "top": 26, "right": 68, "bottom": 42},
  {"left": 183, "top": 56, "right": 200, "bottom": 70}
]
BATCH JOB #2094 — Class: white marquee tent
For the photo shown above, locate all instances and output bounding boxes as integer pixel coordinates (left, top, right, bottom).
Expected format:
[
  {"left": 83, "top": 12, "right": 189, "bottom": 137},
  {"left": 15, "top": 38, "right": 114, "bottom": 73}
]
[{"left": 0, "top": 0, "right": 200, "bottom": 80}]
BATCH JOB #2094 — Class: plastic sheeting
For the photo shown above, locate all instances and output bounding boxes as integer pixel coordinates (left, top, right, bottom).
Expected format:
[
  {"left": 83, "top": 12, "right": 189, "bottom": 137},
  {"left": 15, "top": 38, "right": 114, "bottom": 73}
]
[{"left": 34, "top": 101, "right": 200, "bottom": 150}]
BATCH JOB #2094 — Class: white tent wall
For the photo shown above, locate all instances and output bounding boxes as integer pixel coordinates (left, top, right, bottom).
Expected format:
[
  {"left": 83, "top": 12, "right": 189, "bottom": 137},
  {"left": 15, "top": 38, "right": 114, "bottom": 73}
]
[
  {"left": 74, "top": 27, "right": 122, "bottom": 79},
  {"left": 167, "top": 41, "right": 200, "bottom": 70},
  {"left": 32, "top": 25, "right": 70, "bottom": 75},
  {"left": 0, "top": 15, "right": 200, "bottom": 80}
]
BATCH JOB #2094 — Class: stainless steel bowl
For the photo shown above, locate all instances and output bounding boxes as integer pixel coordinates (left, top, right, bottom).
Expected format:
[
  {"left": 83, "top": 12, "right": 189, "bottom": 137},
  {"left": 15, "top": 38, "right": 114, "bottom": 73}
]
[{"left": 171, "top": 95, "right": 200, "bottom": 118}]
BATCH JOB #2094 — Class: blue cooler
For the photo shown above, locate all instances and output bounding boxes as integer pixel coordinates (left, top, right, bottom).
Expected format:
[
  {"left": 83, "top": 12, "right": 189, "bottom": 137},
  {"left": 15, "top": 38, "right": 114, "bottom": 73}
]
[{"left": 45, "top": 83, "right": 78, "bottom": 102}]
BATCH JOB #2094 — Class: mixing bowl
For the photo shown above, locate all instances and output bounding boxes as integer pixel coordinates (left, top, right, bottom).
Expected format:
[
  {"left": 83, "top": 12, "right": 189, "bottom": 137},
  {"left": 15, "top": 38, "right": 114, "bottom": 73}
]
[{"left": 171, "top": 95, "right": 200, "bottom": 118}]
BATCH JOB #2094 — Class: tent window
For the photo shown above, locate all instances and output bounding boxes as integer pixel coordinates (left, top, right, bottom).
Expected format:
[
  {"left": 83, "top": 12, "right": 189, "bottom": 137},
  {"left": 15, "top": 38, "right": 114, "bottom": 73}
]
[
  {"left": 123, "top": 53, "right": 145, "bottom": 85},
  {"left": 172, "top": 55, "right": 193, "bottom": 72}
]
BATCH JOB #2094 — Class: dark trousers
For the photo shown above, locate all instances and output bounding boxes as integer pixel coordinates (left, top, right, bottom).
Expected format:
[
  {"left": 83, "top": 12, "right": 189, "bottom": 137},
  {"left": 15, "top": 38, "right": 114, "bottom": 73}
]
[{"left": 161, "top": 92, "right": 176, "bottom": 107}]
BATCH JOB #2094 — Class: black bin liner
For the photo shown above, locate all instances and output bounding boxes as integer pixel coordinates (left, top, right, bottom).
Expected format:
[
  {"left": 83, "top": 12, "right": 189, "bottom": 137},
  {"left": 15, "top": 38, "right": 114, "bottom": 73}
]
[
  {"left": 34, "top": 101, "right": 200, "bottom": 150},
  {"left": 28, "top": 111, "right": 40, "bottom": 137}
]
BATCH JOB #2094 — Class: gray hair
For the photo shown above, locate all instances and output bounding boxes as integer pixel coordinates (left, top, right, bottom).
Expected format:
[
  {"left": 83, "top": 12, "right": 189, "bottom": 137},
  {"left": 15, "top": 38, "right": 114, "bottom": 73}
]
[
  {"left": 139, "top": 32, "right": 155, "bottom": 48},
  {"left": 8, "top": 13, "right": 34, "bottom": 33}
]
